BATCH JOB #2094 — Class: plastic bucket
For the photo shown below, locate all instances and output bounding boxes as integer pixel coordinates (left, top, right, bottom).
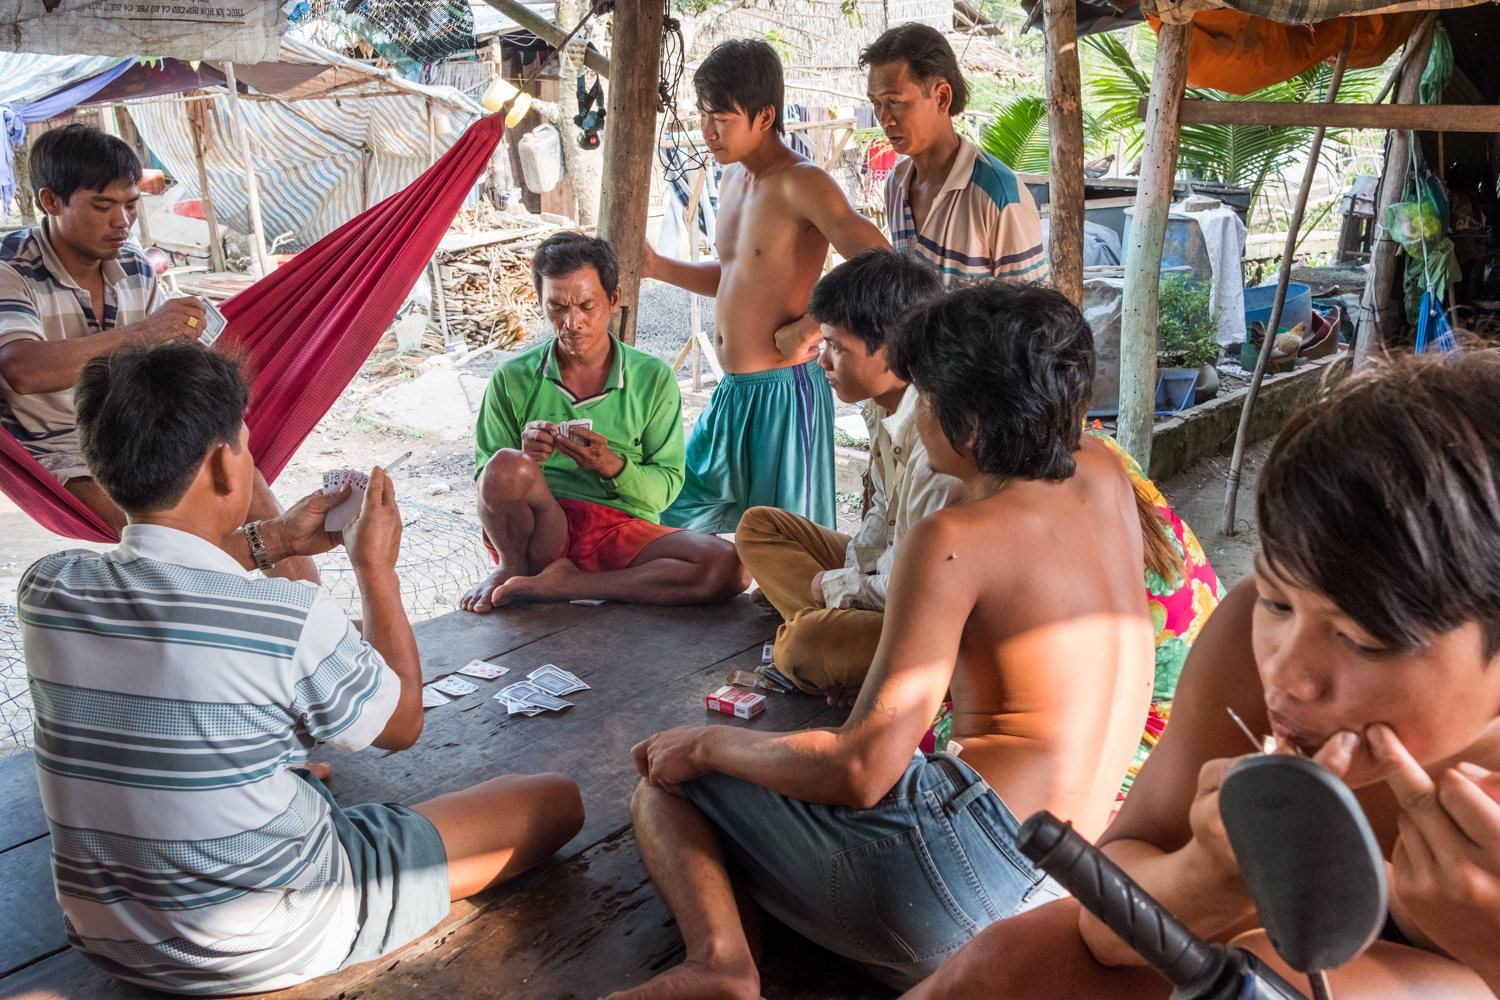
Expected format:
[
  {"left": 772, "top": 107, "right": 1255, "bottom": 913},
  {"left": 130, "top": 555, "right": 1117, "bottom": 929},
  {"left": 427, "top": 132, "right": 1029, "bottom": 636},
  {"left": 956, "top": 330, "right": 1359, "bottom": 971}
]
[{"left": 1243, "top": 282, "right": 1312, "bottom": 336}]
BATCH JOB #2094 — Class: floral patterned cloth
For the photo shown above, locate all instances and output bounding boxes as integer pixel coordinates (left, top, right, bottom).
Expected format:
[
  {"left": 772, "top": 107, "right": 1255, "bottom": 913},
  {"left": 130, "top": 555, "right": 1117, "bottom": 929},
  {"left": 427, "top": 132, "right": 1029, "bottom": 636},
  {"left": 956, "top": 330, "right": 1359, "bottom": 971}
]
[
  {"left": 922, "top": 428, "right": 1224, "bottom": 801},
  {"left": 1089, "top": 428, "right": 1224, "bottom": 798}
]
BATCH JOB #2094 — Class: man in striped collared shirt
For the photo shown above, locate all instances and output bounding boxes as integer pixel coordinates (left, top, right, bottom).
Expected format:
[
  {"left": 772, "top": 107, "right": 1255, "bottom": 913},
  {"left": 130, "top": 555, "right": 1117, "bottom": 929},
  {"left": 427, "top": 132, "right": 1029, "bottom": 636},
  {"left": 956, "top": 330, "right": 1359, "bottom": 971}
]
[
  {"left": 21, "top": 340, "right": 583, "bottom": 994},
  {"left": 862, "top": 24, "right": 1049, "bottom": 287}
]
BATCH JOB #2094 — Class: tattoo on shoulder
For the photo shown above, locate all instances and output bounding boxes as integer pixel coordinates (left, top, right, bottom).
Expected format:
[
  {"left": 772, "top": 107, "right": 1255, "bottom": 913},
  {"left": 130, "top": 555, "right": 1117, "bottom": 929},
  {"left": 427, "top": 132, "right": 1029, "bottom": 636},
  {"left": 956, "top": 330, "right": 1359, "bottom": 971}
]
[{"left": 869, "top": 697, "right": 898, "bottom": 720}]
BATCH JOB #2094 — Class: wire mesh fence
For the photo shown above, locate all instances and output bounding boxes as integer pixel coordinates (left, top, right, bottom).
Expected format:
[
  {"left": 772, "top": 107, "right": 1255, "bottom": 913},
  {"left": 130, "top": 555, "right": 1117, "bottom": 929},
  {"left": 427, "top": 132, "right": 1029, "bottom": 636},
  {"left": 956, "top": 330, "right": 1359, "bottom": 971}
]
[{"left": 0, "top": 501, "right": 491, "bottom": 757}]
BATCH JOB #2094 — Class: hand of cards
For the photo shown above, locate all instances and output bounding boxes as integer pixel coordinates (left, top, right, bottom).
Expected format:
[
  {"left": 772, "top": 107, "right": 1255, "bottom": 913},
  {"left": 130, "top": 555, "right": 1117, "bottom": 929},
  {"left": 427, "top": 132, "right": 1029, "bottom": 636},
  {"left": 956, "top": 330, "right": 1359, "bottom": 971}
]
[
  {"left": 321, "top": 468, "right": 369, "bottom": 533},
  {"left": 554, "top": 418, "right": 592, "bottom": 440},
  {"left": 321, "top": 452, "right": 410, "bottom": 533},
  {"left": 496, "top": 663, "right": 590, "bottom": 716},
  {"left": 196, "top": 297, "right": 228, "bottom": 348}
]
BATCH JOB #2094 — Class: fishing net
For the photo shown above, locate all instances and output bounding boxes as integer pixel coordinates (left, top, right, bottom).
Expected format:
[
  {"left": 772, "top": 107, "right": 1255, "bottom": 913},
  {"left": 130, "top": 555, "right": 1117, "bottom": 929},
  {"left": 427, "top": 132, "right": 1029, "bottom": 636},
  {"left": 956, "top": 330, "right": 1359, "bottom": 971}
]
[
  {"left": 303, "top": 0, "right": 478, "bottom": 74},
  {"left": 0, "top": 606, "right": 30, "bottom": 759}
]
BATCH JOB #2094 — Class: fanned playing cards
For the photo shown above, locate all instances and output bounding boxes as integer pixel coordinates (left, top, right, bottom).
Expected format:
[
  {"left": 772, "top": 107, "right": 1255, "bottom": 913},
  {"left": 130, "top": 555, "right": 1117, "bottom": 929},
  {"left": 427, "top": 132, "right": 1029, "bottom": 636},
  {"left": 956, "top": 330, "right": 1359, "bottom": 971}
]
[{"left": 321, "top": 468, "right": 369, "bottom": 533}]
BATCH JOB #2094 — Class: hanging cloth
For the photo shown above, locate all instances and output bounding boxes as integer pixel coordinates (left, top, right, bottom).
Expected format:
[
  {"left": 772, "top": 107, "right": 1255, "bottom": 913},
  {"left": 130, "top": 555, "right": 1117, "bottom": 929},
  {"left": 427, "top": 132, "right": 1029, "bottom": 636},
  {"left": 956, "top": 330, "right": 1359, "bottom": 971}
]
[
  {"left": 1, "top": 58, "right": 134, "bottom": 217},
  {"left": 0, "top": 112, "right": 505, "bottom": 543}
]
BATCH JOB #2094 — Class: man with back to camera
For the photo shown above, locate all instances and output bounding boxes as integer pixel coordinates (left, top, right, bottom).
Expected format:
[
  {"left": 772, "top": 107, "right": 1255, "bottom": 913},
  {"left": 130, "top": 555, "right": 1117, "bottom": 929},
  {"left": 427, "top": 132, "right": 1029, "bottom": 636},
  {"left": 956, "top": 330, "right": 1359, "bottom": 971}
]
[
  {"left": 645, "top": 38, "right": 890, "bottom": 534},
  {"left": 734, "top": 248, "right": 958, "bottom": 696},
  {"left": 459, "top": 232, "right": 750, "bottom": 612},
  {"left": 0, "top": 123, "right": 317, "bottom": 581},
  {"left": 20, "top": 339, "right": 584, "bottom": 994},
  {"left": 863, "top": 24, "right": 1048, "bottom": 285}
]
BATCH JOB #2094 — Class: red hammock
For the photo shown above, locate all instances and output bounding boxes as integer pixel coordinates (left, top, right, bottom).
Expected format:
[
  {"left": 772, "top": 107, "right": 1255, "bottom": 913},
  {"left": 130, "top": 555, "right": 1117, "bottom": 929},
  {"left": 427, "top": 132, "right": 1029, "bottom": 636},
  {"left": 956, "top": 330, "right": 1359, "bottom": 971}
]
[{"left": 0, "top": 114, "right": 504, "bottom": 544}]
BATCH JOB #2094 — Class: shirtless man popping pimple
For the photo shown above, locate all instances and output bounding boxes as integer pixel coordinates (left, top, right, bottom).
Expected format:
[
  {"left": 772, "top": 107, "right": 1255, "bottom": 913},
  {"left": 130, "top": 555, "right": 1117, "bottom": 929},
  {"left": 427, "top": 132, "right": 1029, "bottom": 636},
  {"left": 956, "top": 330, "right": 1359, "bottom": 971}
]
[
  {"left": 610, "top": 281, "right": 1156, "bottom": 1000},
  {"left": 645, "top": 38, "right": 889, "bottom": 533}
]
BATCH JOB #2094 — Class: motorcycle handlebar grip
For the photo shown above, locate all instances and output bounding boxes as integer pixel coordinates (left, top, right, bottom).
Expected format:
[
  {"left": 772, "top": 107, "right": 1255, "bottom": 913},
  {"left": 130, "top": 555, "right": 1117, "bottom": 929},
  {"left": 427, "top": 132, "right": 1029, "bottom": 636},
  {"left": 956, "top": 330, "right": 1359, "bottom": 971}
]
[{"left": 1017, "top": 811, "right": 1225, "bottom": 990}]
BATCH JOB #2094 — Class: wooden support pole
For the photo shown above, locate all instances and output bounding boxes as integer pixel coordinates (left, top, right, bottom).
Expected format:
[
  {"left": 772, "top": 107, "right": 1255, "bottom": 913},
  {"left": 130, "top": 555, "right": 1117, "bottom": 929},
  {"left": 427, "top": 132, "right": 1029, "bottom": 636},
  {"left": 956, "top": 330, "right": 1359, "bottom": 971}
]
[
  {"left": 189, "top": 119, "right": 226, "bottom": 273},
  {"left": 426, "top": 98, "right": 437, "bottom": 168},
  {"left": 222, "top": 62, "right": 273, "bottom": 277},
  {"left": 1374, "top": 11, "right": 1438, "bottom": 105},
  {"left": 597, "top": 0, "right": 663, "bottom": 345},
  {"left": 1044, "top": 0, "right": 1085, "bottom": 306},
  {"left": 1354, "top": 25, "right": 1437, "bottom": 368},
  {"left": 1221, "top": 24, "right": 1353, "bottom": 536},
  {"left": 1140, "top": 97, "right": 1499, "bottom": 132},
  {"left": 1117, "top": 20, "right": 1191, "bottom": 468}
]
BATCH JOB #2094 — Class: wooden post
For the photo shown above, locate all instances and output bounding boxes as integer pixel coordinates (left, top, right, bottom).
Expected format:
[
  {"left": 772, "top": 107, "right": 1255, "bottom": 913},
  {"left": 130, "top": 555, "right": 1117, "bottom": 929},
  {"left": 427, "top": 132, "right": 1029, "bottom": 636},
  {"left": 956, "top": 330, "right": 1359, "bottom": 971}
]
[
  {"left": 1043, "top": 0, "right": 1084, "bottom": 306},
  {"left": 1354, "top": 25, "right": 1437, "bottom": 368},
  {"left": 1117, "top": 21, "right": 1191, "bottom": 468},
  {"left": 189, "top": 118, "right": 226, "bottom": 273},
  {"left": 597, "top": 0, "right": 664, "bottom": 345},
  {"left": 426, "top": 98, "right": 438, "bottom": 168},
  {"left": 1221, "top": 24, "right": 1353, "bottom": 535},
  {"left": 222, "top": 63, "right": 273, "bottom": 277}
]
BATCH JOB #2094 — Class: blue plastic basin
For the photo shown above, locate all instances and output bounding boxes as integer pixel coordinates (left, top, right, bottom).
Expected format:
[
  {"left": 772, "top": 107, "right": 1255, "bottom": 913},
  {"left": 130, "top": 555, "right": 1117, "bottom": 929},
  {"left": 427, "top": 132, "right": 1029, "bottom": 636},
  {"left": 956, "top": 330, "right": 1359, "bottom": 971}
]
[{"left": 1243, "top": 282, "right": 1312, "bottom": 337}]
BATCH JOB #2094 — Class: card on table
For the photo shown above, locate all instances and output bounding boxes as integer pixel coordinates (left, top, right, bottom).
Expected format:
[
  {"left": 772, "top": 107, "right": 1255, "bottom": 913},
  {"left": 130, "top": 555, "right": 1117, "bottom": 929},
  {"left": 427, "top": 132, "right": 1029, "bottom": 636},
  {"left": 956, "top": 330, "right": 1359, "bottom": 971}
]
[
  {"left": 431, "top": 676, "right": 478, "bottom": 697},
  {"left": 197, "top": 297, "right": 228, "bottom": 348},
  {"left": 527, "top": 664, "right": 589, "bottom": 697},
  {"left": 762, "top": 643, "right": 775, "bottom": 664},
  {"left": 498, "top": 681, "right": 572, "bottom": 712},
  {"left": 422, "top": 686, "right": 451, "bottom": 708},
  {"left": 457, "top": 659, "right": 509, "bottom": 680}
]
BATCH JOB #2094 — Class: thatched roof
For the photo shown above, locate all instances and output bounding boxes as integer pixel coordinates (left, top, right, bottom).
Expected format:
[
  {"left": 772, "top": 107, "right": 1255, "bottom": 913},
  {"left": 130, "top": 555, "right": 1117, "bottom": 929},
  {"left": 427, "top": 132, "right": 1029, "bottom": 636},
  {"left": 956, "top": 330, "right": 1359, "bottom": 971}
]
[{"left": 945, "top": 33, "right": 1038, "bottom": 82}]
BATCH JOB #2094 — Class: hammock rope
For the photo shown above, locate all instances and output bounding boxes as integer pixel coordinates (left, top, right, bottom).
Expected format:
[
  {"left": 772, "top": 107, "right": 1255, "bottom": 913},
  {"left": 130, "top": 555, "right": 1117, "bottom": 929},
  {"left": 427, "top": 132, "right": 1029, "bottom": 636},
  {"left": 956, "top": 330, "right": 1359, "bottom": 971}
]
[{"left": 0, "top": 113, "right": 504, "bottom": 544}]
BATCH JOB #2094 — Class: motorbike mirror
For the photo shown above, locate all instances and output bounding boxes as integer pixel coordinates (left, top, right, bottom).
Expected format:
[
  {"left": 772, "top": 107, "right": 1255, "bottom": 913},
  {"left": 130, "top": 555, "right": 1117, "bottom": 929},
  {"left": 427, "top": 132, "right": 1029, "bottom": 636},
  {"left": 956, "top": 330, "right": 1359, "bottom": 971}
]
[{"left": 1219, "top": 753, "right": 1388, "bottom": 974}]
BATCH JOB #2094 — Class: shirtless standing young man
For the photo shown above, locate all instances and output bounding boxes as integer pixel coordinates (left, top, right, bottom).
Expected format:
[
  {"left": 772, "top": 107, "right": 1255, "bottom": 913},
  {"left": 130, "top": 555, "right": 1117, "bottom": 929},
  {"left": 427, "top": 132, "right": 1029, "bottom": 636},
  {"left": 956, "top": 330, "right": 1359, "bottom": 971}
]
[
  {"left": 612, "top": 281, "right": 1156, "bottom": 1000},
  {"left": 645, "top": 38, "right": 889, "bottom": 533}
]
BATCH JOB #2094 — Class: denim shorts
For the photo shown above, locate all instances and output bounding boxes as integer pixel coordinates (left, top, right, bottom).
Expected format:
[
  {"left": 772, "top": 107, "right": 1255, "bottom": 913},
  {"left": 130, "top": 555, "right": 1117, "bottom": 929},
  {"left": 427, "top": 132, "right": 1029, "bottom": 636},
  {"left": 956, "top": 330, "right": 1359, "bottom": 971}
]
[
  {"left": 683, "top": 751, "right": 1063, "bottom": 990},
  {"left": 298, "top": 771, "right": 452, "bottom": 969}
]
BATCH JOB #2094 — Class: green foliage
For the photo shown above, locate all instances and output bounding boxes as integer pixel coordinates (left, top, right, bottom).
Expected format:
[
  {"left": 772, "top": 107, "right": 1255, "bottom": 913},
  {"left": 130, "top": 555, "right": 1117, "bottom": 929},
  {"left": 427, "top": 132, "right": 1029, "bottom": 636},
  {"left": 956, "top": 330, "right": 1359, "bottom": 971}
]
[
  {"left": 975, "top": 93, "right": 1110, "bottom": 173},
  {"left": 1082, "top": 29, "right": 1383, "bottom": 206},
  {"left": 1156, "top": 275, "right": 1221, "bottom": 369},
  {"left": 674, "top": 0, "right": 862, "bottom": 26},
  {"left": 833, "top": 430, "right": 869, "bottom": 451},
  {"left": 763, "top": 29, "right": 795, "bottom": 64}
]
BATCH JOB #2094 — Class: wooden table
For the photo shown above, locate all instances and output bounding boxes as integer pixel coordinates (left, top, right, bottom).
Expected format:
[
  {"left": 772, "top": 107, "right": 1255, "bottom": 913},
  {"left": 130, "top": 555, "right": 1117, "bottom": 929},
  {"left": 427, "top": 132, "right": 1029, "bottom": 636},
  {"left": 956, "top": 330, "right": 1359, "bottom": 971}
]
[{"left": 0, "top": 599, "right": 894, "bottom": 999}]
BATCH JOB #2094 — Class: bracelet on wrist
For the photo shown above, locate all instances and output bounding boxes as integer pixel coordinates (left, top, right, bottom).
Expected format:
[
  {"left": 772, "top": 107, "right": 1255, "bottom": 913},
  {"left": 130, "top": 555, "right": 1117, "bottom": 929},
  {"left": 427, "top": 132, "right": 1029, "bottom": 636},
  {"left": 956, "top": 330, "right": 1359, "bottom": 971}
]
[{"left": 243, "top": 520, "right": 276, "bottom": 572}]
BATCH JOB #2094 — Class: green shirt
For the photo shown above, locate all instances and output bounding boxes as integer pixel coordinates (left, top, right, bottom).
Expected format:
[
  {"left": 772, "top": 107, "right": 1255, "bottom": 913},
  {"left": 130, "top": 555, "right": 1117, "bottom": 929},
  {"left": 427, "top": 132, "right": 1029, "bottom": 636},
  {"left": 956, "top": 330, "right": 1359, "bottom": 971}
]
[{"left": 474, "top": 336, "right": 685, "bottom": 523}]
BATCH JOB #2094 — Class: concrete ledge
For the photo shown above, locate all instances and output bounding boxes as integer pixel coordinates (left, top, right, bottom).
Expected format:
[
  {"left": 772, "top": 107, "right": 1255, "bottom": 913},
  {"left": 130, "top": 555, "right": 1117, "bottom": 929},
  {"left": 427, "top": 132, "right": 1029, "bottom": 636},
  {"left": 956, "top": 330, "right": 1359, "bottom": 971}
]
[{"left": 1149, "top": 352, "right": 1351, "bottom": 481}]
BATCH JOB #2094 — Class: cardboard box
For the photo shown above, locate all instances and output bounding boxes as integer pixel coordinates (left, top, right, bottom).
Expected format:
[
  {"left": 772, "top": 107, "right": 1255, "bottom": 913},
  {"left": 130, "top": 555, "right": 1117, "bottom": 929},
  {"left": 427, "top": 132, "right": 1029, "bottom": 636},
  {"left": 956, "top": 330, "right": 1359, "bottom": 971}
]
[{"left": 706, "top": 684, "right": 765, "bottom": 719}]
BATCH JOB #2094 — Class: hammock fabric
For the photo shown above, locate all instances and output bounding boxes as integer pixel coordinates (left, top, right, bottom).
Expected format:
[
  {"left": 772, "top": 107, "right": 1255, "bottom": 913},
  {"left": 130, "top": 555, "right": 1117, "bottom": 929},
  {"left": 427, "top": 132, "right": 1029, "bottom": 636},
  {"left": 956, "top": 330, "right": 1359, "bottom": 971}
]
[{"left": 0, "top": 113, "right": 504, "bottom": 544}]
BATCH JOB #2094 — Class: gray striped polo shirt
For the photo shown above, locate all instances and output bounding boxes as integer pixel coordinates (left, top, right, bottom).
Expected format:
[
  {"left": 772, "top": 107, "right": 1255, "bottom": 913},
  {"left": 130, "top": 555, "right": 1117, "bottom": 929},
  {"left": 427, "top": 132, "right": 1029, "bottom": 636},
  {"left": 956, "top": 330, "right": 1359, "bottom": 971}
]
[{"left": 20, "top": 524, "right": 400, "bottom": 994}]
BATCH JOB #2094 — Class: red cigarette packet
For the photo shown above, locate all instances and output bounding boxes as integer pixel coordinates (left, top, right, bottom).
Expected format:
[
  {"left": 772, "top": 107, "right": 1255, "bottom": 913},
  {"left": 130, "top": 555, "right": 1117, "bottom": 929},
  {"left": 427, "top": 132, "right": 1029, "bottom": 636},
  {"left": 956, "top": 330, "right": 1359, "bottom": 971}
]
[{"left": 706, "top": 684, "right": 765, "bottom": 719}]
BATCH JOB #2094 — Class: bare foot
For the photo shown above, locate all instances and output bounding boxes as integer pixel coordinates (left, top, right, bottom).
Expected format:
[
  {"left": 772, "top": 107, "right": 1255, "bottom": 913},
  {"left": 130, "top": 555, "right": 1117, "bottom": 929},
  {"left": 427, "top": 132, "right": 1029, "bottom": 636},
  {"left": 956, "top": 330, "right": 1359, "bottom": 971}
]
[
  {"left": 267, "top": 554, "right": 321, "bottom": 585},
  {"left": 461, "top": 565, "right": 515, "bottom": 613},
  {"left": 604, "top": 958, "right": 760, "bottom": 1000},
  {"left": 490, "top": 558, "right": 588, "bottom": 607},
  {"left": 747, "top": 588, "right": 774, "bottom": 610},
  {"left": 824, "top": 686, "right": 860, "bottom": 709}
]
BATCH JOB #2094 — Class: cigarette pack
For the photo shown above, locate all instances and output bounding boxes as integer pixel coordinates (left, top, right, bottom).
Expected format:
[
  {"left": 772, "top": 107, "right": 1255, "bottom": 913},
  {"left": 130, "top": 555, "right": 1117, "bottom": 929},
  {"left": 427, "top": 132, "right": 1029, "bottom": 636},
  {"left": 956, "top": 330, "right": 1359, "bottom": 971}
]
[{"left": 706, "top": 684, "right": 765, "bottom": 719}]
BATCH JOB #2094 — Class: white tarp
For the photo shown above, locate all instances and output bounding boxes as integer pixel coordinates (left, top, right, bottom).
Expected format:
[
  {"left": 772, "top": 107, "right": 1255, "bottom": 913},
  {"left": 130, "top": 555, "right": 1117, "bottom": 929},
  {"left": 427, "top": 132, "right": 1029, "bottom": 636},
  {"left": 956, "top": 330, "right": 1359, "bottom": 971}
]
[{"left": 0, "top": 0, "right": 285, "bottom": 61}]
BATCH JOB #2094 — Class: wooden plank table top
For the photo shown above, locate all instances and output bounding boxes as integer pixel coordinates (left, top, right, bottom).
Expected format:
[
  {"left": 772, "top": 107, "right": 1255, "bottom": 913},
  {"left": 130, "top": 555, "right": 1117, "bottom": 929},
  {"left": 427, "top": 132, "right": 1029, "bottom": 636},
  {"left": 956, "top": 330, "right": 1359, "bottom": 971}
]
[{"left": 0, "top": 597, "right": 893, "bottom": 1000}]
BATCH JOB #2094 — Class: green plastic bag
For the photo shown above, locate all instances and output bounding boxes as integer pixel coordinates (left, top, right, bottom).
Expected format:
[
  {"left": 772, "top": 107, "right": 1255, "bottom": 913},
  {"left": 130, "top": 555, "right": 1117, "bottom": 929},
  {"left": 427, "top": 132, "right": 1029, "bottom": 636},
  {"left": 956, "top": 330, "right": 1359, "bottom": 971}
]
[{"left": 1387, "top": 187, "right": 1444, "bottom": 245}]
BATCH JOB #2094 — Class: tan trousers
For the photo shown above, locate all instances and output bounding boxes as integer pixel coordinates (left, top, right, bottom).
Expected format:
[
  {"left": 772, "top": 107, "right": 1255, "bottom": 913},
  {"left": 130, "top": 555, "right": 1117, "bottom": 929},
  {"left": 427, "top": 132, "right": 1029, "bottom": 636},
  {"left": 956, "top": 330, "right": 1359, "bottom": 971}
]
[{"left": 735, "top": 506, "right": 884, "bottom": 693}]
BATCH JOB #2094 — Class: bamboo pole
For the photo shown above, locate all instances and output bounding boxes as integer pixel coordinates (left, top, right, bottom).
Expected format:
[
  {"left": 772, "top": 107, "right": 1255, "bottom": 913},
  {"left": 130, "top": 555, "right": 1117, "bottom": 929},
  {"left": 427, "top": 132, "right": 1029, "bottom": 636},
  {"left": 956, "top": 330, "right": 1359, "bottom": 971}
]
[
  {"left": 597, "top": 0, "right": 664, "bottom": 345},
  {"left": 190, "top": 118, "right": 226, "bottom": 273},
  {"left": 1043, "top": 0, "right": 1085, "bottom": 306},
  {"left": 1117, "top": 21, "right": 1192, "bottom": 468},
  {"left": 1353, "top": 24, "right": 1438, "bottom": 368},
  {"left": 1221, "top": 24, "right": 1354, "bottom": 536},
  {"left": 222, "top": 62, "right": 273, "bottom": 277}
]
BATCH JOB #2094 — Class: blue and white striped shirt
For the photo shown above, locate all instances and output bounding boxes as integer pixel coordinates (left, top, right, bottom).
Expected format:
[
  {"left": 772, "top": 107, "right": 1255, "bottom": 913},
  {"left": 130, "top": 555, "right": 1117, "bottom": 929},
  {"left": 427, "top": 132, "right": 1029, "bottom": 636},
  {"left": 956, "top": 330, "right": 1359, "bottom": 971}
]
[{"left": 21, "top": 524, "right": 400, "bottom": 994}]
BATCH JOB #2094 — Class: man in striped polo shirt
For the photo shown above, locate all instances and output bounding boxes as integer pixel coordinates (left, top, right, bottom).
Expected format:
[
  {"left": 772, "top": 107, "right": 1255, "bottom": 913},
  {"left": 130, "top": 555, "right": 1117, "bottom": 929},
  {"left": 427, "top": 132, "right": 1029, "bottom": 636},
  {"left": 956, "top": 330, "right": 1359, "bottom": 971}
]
[
  {"left": 20, "top": 340, "right": 583, "bottom": 994},
  {"left": 862, "top": 24, "right": 1049, "bottom": 286},
  {"left": 0, "top": 123, "right": 316, "bottom": 582}
]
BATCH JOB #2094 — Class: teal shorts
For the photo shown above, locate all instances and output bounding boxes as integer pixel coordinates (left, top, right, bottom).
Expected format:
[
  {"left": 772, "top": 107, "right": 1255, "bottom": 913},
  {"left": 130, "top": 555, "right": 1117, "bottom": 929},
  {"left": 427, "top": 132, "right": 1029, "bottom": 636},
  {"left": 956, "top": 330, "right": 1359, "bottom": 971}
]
[{"left": 662, "top": 361, "right": 835, "bottom": 533}]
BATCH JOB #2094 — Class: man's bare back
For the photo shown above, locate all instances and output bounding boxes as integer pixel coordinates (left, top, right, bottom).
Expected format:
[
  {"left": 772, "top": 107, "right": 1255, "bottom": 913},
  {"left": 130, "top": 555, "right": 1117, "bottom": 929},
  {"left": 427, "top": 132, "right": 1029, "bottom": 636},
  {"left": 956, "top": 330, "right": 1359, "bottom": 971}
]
[
  {"left": 930, "top": 434, "right": 1156, "bottom": 840},
  {"left": 712, "top": 155, "right": 838, "bottom": 373}
]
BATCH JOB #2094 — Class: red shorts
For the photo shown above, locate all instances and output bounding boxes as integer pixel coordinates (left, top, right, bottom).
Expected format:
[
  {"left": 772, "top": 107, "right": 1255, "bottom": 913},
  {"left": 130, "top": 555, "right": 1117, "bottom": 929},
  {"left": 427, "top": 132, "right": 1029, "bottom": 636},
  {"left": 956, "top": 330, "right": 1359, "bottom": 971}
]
[{"left": 482, "top": 498, "right": 680, "bottom": 573}]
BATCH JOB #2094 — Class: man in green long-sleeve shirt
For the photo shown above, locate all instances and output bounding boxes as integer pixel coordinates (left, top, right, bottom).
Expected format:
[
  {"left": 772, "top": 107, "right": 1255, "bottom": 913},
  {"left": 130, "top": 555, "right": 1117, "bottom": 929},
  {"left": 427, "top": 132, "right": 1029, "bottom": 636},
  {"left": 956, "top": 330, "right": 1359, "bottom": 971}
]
[{"left": 460, "top": 233, "right": 750, "bottom": 612}]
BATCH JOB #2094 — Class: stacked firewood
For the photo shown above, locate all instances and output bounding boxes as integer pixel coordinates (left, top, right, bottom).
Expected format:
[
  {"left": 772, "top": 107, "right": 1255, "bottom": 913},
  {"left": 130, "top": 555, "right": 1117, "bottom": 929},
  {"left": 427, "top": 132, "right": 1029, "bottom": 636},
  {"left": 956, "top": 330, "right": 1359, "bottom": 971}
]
[{"left": 433, "top": 227, "right": 563, "bottom": 350}]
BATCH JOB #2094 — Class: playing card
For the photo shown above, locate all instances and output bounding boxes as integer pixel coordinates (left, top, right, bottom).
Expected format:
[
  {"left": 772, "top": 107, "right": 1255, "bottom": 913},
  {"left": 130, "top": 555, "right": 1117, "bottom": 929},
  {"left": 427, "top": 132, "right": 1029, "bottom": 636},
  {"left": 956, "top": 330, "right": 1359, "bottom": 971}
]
[
  {"left": 422, "top": 686, "right": 451, "bottom": 708},
  {"left": 322, "top": 468, "right": 367, "bottom": 533},
  {"left": 457, "top": 659, "right": 509, "bottom": 680},
  {"left": 498, "top": 681, "right": 571, "bottom": 712},
  {"left": 197, "top": 296, "right": 228, "bottom": 348},
  {"left": 762, "top": 643, "right": 774, "bottom": 664},
  {"left": 432, "top": 676, "right": 478, "bottom": 697},
  {"left": 558, "top": 418, "right": 593, "bottom": 440},
  {"left": 497, "top": 694, "right": 544, "bottom": 716},
  {"left": 527, "top": 664, "right": 589, "bottom": 696},
  {"left": 569, "top": 598, "right": 606, "bottom": 607}
]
